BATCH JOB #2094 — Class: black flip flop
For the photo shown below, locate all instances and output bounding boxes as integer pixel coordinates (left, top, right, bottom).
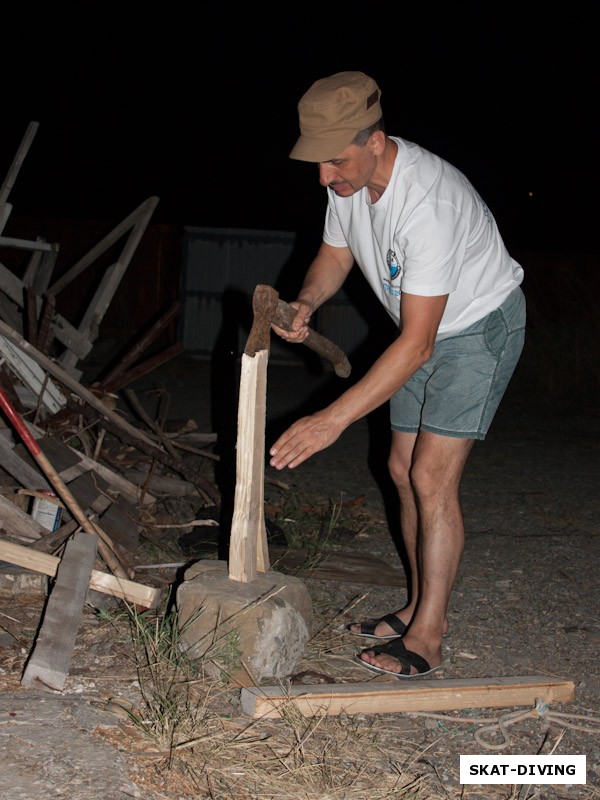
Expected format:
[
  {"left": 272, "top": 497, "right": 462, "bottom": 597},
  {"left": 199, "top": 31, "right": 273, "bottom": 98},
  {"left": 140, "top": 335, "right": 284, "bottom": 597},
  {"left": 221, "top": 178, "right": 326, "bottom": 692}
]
[
  {"left": 346, "top": 612, "right": 408, "bottom": 640},
  {"left": 355, "top": 637, "right": 441, "bottom": 679}
]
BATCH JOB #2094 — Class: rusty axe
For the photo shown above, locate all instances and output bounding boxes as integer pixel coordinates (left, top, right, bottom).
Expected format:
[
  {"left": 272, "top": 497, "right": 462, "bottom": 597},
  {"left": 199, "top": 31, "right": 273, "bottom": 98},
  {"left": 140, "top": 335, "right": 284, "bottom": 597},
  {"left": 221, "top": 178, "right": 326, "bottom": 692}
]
[{"left": 245, "top": 284, "right": 351, "bottom": 378}]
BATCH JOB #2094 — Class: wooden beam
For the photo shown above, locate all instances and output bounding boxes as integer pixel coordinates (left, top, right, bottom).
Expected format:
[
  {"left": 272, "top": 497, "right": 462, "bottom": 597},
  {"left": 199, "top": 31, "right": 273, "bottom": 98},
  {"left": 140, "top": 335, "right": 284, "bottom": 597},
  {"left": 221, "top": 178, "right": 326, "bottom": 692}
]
[
  {"left": 0, "top": 539, "right": 163, "bottom": 609},
  {"left": 240, "top": 675, "right": 576, "bottom": 719}
]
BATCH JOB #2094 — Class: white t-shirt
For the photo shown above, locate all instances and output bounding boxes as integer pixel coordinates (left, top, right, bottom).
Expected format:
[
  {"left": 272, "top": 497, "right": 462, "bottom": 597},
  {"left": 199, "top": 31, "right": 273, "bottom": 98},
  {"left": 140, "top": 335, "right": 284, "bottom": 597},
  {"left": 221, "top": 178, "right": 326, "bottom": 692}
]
[{"left": 322, "top": 137, "right": 524, "bottom": 338}]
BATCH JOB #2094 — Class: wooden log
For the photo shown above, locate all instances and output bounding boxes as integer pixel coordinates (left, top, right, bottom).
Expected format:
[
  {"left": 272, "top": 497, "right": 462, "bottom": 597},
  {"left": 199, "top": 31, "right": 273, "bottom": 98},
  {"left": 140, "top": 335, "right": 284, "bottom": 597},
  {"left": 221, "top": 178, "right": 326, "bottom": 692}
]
[
  {"left": 240, "top": 675, "right": 576, "bottom": 719},
  {"left": 21, "top": 530, "right": 98, "bottom": 691},
  {"left": 0, "top": 539, "right": 163, "bottom": 609}
]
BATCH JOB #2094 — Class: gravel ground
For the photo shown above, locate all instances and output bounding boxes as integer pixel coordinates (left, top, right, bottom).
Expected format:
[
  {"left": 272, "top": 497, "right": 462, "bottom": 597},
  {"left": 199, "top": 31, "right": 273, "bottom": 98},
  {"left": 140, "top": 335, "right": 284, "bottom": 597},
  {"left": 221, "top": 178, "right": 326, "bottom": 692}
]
[{"left": 1, "top": 354, "right": 599, "bottom": 799}]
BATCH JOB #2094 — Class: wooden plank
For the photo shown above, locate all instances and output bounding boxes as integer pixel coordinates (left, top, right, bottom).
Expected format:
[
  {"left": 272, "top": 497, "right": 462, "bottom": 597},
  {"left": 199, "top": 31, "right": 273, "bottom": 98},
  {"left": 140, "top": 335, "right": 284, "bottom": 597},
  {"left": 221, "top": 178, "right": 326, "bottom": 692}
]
[
  {"left": 240, "top": 675, "right": 576, "bottom": 719},
  {"left": 101, "top": 343, "right": 183, "bottom": 392},
  {"left": 21, "top": 530, "right": 98, "bottom": 691},
  {"left": 51, "top": 434, "right": 156, "bottom": 504},
  {"left": 0, "top": 539, "right": 163, "bottom": 609},
  {"left": 0, "top": 260, "right": 90, "bottom": 362}
]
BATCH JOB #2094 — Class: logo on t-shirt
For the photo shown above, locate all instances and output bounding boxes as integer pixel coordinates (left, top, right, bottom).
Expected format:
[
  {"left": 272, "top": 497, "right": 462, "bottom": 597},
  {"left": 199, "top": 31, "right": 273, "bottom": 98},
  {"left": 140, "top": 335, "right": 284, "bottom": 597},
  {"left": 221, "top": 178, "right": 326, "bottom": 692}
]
[{"left": 387, "top": 249, "right": 401, "bottom": 280}]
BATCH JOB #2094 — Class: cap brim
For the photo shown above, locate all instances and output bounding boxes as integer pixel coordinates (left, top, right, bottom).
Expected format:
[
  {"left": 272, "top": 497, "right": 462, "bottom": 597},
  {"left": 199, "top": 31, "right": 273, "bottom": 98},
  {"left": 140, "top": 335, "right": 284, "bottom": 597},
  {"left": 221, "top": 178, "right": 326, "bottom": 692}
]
[{"left": 289, "top": 131, "right": 356, "bottom": 162}]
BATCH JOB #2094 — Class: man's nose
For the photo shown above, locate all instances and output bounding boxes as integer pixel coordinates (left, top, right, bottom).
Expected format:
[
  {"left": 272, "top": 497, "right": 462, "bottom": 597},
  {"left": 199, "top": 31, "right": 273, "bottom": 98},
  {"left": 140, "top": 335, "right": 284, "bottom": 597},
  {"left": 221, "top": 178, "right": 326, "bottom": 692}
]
[{"left": 318, "top": 163, "right": 335, "bottom": 186}]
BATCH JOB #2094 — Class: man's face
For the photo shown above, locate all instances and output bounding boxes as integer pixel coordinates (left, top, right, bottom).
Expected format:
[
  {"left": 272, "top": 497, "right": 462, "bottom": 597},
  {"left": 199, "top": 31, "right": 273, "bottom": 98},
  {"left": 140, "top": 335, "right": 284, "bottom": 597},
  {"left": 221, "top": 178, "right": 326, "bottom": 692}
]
[{"left": 317, "top": 140, "right": 377, "bottom": 196}]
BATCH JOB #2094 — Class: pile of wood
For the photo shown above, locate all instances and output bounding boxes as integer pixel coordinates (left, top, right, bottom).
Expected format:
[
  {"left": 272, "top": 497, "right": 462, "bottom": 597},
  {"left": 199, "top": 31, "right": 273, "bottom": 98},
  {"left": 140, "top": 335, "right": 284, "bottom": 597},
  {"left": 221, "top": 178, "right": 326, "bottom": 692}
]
[{"left": 0, "top": 122, "right": 221, "bottom": 690}]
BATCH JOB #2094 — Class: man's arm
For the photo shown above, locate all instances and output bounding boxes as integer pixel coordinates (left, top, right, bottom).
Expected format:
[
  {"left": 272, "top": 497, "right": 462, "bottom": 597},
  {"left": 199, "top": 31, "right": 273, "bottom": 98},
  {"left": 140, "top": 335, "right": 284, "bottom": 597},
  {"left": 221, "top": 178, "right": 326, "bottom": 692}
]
[
  {"left": 269, "top": 292, "right": 448, "bottom": 469},
  {"left": 273, "top": 242, "right": 354, "bottom": 344}
]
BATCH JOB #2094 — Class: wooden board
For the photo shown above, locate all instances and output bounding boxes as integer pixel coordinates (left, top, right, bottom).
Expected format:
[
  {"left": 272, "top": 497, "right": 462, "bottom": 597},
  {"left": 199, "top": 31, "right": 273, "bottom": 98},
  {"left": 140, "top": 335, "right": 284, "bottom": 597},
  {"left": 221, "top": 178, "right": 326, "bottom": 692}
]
[
  {"left": 0, "top": 539, "right": 162, "bottom": 609},
  {"left": 21, "top": 531, "right": 98, "bottom": 690},
  {"left": 240, "top": 675, "right": 576, "bottom": 718}
]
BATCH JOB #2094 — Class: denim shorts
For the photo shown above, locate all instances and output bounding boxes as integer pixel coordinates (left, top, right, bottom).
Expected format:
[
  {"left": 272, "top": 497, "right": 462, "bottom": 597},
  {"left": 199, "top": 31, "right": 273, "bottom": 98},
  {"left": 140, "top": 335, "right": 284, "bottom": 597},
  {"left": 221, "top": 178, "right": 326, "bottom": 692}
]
[{"left": 390, "top": 287, "right": 526, "bottom": 440}]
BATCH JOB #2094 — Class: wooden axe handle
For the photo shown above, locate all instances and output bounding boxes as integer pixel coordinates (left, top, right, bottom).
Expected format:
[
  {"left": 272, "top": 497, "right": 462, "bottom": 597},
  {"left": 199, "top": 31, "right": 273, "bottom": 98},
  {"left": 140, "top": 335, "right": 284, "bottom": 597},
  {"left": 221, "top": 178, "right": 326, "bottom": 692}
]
[{"left": 272, "top": 299, "right": 351, "bottom": 378}]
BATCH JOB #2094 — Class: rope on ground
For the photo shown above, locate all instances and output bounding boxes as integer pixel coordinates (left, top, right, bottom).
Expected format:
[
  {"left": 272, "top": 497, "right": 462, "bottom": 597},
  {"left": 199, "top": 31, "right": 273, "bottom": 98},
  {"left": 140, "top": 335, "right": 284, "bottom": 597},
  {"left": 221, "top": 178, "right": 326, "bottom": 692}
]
[{"left": 406, "top": 698, "right": 600, "bottom": 750}]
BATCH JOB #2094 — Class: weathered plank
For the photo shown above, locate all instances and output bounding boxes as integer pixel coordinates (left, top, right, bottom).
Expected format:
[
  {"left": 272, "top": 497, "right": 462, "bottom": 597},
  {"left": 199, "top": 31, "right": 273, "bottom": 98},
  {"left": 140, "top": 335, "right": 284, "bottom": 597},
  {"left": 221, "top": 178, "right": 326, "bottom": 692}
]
[
  {"left": 21, "top": 530, "right": 98, "bottom": 690},
  {"left": 240, "top": 675, "right": 576, "bottom": 718}
]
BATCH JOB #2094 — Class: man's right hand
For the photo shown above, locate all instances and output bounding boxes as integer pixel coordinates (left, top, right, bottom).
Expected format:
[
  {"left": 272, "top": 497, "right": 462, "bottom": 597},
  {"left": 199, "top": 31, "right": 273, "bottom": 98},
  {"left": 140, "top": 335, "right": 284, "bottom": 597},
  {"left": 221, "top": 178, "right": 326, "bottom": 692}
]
[{"left": 271, "top": 299, "right": 314, "bottom": 344}]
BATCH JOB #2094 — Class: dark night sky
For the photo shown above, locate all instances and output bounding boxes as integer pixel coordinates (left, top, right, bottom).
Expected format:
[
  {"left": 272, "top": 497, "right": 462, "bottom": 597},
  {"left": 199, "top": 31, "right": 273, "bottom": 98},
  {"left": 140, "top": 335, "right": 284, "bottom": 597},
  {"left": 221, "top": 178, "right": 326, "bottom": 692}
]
[{"left": 1, "top": 8, "right": 596, "bottom": 255}]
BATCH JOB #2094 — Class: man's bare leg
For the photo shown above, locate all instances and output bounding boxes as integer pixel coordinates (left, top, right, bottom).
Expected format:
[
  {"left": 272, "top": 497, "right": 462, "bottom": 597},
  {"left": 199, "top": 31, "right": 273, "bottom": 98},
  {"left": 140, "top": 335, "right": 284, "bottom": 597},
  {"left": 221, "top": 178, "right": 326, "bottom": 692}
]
[
  {"left": 348, "top": 430, "right": 419, "bottom": 636},
  {"left": 359, "top": 431, "right": 473, "bottom": 674}
]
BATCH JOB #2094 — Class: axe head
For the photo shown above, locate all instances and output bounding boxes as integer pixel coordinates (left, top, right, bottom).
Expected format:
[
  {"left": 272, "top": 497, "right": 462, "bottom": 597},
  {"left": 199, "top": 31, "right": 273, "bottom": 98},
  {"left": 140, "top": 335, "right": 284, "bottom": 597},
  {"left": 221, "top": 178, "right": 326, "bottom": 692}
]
[{"left": 244, "top": 285, "right": 279, "bottom": 357}]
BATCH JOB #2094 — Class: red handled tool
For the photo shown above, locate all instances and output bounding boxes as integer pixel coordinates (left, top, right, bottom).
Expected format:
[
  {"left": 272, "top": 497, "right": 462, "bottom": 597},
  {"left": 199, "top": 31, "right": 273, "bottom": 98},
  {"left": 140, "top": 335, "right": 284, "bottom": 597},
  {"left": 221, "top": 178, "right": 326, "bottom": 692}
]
[{"left": 0, "top": 388, "right": 132, "bottom": 580}]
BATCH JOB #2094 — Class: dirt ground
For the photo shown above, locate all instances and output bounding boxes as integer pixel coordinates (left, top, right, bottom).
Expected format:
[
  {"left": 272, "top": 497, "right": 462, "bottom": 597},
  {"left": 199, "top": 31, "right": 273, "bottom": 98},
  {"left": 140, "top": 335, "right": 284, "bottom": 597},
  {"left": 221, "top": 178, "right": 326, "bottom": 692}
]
[{"left": 1, "top": 354, "right": 599, "bottom": 799}]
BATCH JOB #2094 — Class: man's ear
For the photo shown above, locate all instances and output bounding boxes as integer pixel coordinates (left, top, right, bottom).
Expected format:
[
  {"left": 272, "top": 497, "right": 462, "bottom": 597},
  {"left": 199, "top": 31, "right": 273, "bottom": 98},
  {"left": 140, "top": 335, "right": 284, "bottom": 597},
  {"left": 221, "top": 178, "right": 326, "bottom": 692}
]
[{"left": 370, "top": 130, "right": 386, "bottom": 155}]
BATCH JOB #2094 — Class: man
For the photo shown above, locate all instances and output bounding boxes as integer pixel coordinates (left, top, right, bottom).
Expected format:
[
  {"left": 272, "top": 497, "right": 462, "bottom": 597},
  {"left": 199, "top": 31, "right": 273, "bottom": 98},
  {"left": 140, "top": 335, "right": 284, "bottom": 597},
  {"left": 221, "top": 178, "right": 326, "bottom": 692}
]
[{"left": 269, "top": 71, "right": 526, "bottom": 678}]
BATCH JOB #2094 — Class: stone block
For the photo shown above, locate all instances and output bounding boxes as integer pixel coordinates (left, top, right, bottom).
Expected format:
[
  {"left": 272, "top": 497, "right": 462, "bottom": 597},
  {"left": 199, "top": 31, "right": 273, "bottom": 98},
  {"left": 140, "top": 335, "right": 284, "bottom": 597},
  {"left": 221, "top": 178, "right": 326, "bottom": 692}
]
[{"left": 176, "top": 560, "right": 314, "bottom": 686}]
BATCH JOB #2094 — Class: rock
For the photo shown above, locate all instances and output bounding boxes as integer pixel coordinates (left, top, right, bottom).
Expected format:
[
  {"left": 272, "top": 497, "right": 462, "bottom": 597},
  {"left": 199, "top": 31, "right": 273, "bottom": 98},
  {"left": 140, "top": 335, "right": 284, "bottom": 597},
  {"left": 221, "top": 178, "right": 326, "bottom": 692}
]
[{"left": 176, "top": 560, "right": 314, "bottom": 686}]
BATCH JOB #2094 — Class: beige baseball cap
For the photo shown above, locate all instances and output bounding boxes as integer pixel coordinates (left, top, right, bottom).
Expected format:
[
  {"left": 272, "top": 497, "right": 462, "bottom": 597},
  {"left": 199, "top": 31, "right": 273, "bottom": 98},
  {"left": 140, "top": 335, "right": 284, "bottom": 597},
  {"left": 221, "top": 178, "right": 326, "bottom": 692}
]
[{"left": 290, "top": 71, "right": 382, "bottom": 162}]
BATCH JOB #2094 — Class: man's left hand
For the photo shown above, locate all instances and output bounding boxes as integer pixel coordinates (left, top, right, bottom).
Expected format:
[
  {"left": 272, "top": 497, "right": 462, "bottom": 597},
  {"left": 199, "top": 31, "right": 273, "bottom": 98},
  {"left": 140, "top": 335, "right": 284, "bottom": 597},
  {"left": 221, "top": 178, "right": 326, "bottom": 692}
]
[{"left": 269, "top": 411, "right": 342, "bottom": 469}]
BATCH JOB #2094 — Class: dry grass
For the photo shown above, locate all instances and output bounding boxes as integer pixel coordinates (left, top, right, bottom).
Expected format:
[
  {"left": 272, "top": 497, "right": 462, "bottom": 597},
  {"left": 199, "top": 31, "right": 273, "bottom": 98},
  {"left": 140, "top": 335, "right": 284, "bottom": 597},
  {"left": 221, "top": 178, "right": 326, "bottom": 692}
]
[
  {"left": 93, "top": 593, "right": 451, "bottom": 800},
  {"left": 96, "top": 591, "right": 595, "bottom": 800}
]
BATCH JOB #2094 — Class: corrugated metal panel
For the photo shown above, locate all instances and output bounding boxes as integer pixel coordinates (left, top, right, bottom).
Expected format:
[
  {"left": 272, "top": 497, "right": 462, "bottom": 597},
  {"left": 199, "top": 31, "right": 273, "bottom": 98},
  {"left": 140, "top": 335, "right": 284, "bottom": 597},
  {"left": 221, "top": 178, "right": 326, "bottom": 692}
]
[
  {"left": 179, "top": 226, "right": 373, "bottom": 365},
  {"left": 180, "top": 226, "right": 299, "bottom": 363}
]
